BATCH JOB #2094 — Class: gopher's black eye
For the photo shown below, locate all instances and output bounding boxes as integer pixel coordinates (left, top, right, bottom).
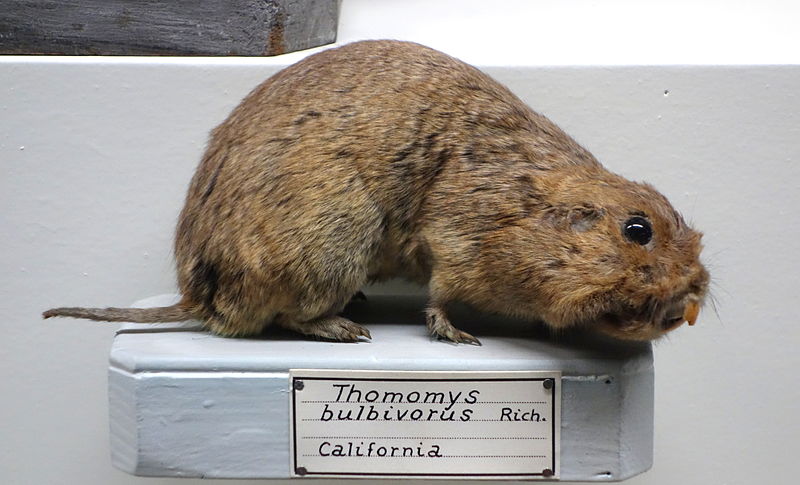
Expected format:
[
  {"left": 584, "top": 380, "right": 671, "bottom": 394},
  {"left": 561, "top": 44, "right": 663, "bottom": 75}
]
[{"left": 623, "top": 216, "right": 653, "bottom": 245}]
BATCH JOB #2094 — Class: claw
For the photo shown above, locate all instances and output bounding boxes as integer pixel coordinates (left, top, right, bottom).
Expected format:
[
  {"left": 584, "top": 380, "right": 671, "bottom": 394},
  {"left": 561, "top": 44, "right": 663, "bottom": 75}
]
[{"left": 458, "top": 332, "right": 482, "bottom": 346}]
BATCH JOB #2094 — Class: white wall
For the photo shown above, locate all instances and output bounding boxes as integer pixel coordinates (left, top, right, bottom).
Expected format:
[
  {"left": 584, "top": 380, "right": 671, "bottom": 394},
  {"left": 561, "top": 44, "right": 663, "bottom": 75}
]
[{"left": 2, "top": 1, "right": 798, "bottom": 484}]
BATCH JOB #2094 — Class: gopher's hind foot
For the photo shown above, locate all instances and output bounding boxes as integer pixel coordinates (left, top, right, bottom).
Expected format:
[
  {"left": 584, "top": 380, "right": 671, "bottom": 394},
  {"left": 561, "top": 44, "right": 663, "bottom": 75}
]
[{"left": 281, "top": 315, "right": 371, "bottom": 342}]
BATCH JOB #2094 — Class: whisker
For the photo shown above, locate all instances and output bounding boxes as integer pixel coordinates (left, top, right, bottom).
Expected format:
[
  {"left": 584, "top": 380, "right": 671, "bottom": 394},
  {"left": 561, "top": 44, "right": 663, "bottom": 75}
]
[
  {"left": 709, "top": 278, "right": 731, "bottom": 298},
  {"left": 707, "top": 291, "right": 723, "bottom": 325},
  {"left": 647, "top": 297, "right": 662, "bottom": 328}
]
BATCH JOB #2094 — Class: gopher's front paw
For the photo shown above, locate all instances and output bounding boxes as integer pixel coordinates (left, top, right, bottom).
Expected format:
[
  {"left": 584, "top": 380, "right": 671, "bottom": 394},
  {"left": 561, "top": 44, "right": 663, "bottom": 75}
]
[{"left": 426, "top": 306, "right": 481, "bottom": 345}]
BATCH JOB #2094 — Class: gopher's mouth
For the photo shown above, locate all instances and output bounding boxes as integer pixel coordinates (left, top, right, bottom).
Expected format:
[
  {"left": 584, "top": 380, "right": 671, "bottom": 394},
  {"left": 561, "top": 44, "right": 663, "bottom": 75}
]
[
  {"left": 661, "top": 298, "right": 700, "bottom": 330},
  {"left": 597, "top": 295, "right": 702, "bottom": 340}
]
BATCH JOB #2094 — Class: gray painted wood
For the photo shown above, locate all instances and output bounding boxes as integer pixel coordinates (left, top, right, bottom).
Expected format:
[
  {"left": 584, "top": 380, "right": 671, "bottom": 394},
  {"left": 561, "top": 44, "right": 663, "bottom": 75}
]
[
  {"left": 0, "top": 0, "right": 338, "bottom": 56},
  {"left": 108, "top": 294, "right": 654, "bottom": 481}
]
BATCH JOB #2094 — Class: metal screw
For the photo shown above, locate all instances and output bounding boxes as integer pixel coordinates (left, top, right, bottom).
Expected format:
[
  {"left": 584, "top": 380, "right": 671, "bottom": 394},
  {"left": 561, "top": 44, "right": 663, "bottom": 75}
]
[
  {"left": 543, "top": 378, "right": 554, "bottom": 390},
  {"left": 542, "top": 468, "right": 554, "bottom": 477},
  {"left": 294, "top": 380, "right": 304, "bottom": 391},
  {"left": 296, "top": 467, "right": 307, "bottom": 476}
]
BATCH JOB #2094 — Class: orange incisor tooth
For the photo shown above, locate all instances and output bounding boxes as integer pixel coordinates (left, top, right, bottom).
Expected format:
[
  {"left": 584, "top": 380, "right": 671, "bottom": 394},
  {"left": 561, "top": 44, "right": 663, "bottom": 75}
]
[{"left": 684, "top": 301, "right": 700, "bottom": 326}]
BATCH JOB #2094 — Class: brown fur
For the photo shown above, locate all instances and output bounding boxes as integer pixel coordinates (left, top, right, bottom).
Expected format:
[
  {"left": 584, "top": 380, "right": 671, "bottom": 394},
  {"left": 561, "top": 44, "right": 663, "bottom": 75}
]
[{"left": 44, "top": 40, "right": 709, "bottom": 343}]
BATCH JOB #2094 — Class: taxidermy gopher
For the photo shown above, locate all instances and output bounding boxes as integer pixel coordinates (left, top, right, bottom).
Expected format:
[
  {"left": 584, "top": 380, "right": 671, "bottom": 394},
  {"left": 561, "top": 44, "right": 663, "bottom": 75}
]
[{"left": 44, "top": 40, "right": 709, "bottom": 344}]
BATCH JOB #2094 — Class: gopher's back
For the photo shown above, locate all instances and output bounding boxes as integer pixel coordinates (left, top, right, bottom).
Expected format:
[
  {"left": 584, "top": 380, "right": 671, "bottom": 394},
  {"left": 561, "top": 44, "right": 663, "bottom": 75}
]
[{"left": 173, "top": 40, "right": 597, "bottom": 336}]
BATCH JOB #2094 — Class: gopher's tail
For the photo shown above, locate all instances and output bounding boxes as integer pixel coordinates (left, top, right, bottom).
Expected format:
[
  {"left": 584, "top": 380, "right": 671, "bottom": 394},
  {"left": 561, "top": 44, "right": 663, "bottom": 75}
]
[{"left": 42, "top": 303, "right": 194, "bottom": 323}]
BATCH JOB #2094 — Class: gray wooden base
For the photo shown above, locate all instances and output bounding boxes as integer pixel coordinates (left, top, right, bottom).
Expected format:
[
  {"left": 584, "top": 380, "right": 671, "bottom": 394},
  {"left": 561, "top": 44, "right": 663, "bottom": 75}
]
[
  {"left": 0, "top": 0, "right": 338, "bottom": 56},
  {"left": 109, "top": 294, "right": 653, "bottom": 481}
]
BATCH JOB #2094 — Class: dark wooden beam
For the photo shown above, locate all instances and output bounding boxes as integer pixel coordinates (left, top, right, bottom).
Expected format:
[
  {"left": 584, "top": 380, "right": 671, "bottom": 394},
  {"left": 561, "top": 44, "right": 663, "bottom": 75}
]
[{"left": 0, "top": 0, "right": 339, "bottom": 56}]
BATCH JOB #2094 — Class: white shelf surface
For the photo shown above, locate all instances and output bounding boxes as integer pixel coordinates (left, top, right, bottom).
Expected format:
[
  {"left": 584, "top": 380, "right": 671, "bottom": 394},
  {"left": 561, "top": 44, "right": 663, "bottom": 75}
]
[{"left": 110, "top": 294, "right": 653, "bottom": 481}]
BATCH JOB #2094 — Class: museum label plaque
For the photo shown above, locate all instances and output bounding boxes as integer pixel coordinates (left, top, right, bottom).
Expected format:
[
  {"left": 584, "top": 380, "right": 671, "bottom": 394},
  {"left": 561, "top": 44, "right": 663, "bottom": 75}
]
[{"left": 290, "top": 369, "right": 561, "bottom": 479}]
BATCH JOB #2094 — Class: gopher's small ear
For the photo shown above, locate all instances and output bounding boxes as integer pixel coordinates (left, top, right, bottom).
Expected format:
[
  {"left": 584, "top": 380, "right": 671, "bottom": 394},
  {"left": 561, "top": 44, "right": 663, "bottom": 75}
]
[{"left": 568, "top": 205, "right": 604, "bottom": 232}]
